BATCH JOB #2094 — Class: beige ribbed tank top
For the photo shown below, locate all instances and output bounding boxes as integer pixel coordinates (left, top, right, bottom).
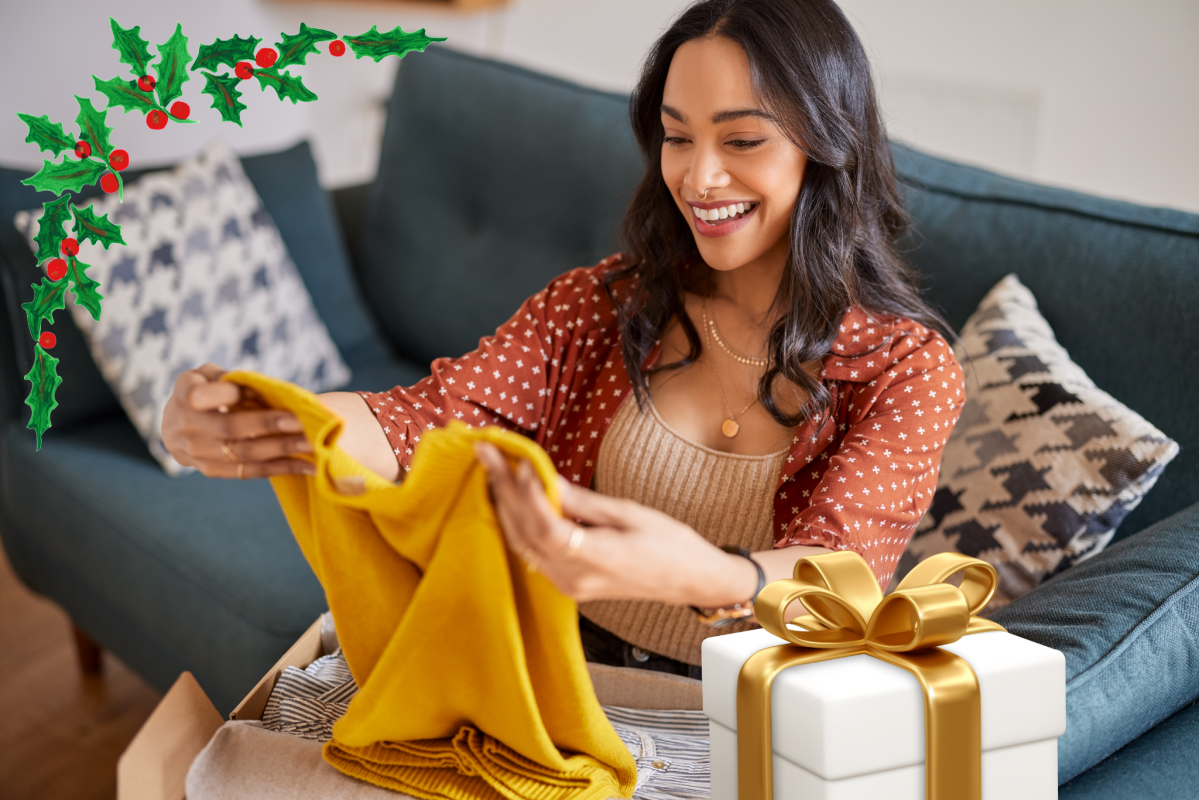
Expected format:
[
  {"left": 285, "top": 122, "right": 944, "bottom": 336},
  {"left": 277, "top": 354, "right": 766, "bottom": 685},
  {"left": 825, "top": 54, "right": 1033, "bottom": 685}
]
[{"left": 580, "top": 395, "right": 788, "bottom": 666}]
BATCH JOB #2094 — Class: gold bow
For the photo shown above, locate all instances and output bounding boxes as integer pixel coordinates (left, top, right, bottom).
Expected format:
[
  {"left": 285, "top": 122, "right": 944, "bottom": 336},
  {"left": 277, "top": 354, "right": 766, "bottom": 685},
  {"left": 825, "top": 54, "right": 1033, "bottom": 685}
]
[{"left": 736, "top": 551, "right": 1005, "bottom": 800}]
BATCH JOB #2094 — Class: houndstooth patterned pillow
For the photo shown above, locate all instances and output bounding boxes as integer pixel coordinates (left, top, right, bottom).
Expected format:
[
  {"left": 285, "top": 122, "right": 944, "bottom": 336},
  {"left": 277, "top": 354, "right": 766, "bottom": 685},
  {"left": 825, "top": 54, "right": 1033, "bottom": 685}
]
[
  {"left": 15, "top": 141, "right": 350, "bottom": 475},
  {"left": 895, "top": 274, "right": 1179, "bottom": 611}
]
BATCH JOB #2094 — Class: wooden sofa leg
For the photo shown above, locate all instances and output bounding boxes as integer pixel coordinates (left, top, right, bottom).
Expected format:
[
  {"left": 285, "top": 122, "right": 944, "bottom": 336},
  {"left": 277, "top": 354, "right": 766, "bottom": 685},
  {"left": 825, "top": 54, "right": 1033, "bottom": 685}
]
[{"left": 72, "top": 624, "right": 103, "bottom": 675}]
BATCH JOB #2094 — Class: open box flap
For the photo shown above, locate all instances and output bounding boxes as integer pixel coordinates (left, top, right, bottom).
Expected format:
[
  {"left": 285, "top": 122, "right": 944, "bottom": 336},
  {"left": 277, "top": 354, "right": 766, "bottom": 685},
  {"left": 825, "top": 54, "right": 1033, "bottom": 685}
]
[{"left": 117, "top": 671, "right": 224, "bottom": 800}]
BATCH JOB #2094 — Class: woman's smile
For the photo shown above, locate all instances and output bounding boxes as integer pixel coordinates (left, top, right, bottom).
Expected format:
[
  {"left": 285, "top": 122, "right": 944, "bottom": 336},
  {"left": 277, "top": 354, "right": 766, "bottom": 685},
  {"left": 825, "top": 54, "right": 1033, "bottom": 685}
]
[{"left": 689, "top": 200, "right": 760, "bottom": 237}]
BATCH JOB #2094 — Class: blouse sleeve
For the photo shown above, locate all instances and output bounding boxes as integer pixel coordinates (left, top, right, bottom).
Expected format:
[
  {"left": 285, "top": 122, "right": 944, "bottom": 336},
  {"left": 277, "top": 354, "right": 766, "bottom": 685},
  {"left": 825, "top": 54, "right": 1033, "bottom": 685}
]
[
  {"left": 776, "top": 327, "right": 966, "bottom": 588},
  {"left": 357, "top": 264, "right": 605, "bottom": 475}
]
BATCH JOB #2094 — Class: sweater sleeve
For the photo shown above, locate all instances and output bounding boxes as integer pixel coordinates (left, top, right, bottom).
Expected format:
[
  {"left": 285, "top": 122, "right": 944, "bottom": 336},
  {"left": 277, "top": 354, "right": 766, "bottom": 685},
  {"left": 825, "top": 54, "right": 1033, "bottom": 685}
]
[
  {"left": 776, "top": 327, "right": 966, "bottom": 588},
  {"left": 356, "top": 262, "right": 616, "bottom": 475}
]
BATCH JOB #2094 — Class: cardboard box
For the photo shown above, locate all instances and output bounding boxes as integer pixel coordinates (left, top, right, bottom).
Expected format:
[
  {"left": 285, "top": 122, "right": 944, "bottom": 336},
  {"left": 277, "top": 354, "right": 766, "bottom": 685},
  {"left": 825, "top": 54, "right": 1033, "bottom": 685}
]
[
  {"left": 702, "top": 628, "right": 1066, "bottom": 800},
  {"left": 117, "top": 616, "right": 703, "bottom": 800}
]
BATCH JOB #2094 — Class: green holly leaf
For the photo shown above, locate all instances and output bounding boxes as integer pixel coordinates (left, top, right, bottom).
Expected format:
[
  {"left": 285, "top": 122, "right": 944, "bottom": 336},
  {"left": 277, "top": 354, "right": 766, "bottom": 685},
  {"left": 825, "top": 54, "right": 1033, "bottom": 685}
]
[
  {"left": 66, "top": 257, "right": 103, "bottom": 320},
  {"left": 71, "top": 205, "right": 126, "bottom": 249},
  {"left": 193, "top": 34, "right": 260, "bottom": 72},
  {"left": 341, "top": 25, "right": 446, "bottom": 63},
  {"left": 153, "top": 23, "right": 193, "bottom": 108},
  {"left": 94, "top": 75, "right": 159, "bottom": 115},
  {"left": 199, "top": 71, "right": 248, "bottom": 126},
  {"left": 253, "top": 67, "right": 318, "bottom": 104},
  {"left": 110, "top": 18, "right": 153, "bottom": 78},
  {"left": 22, "top": 158, "right": 107, "bottom": 195},
  {"left": 21, "top": 277, "right": 68, "bottom": 340},
  {"left": 24, "top": 345, "right": 62, "bottom": 450},
  {"left": 74, "top": 96, "right": 114, "bottom": 164},
  {"left": 275, "top": 23, "right": 337, "bottom": 70},
  {"left": 30, "top": 196, "right": 73, "bottom": 263},
  {"left": 16, "top": 113, "right": 78, "bottom": 157}
]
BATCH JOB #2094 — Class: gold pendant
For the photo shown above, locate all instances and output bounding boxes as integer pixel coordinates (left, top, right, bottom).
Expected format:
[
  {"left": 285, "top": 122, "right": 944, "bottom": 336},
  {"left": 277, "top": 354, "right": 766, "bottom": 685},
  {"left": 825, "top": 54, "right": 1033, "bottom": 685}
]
[{"left": 722, "top": 419, "right": 740, "bottom": 438}]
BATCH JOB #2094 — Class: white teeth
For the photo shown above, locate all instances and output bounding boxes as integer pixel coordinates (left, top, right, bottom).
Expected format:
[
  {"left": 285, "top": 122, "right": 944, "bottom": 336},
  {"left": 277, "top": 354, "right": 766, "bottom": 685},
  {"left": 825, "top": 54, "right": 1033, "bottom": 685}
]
[
  {"left": 694, "top": 203, "right": 755, "bottom": 223},
  {"left": 719, "top": 206, "right": 729, "bottom": 219},
  {"left": 737, "top": 203, "right": 746, "bottom": 213}
]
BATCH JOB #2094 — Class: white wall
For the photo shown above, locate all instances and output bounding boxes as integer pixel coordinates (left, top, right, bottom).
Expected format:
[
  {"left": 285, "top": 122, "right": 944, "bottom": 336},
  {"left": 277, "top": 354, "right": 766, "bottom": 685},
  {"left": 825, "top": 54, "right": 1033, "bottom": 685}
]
[{"left": 1, "top": 0, "right": 1196, "bottom": 212}]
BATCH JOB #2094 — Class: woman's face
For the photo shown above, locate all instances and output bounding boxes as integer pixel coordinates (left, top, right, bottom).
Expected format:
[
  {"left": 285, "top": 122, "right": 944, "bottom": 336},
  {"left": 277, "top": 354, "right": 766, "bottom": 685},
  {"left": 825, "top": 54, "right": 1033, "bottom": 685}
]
[{"left": 660, "top": 36, "right": 808, "bottom": 274}]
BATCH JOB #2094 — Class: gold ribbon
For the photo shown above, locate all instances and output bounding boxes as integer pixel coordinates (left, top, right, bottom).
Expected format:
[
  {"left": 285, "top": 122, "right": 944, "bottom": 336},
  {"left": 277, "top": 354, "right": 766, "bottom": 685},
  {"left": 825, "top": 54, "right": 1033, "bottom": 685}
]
[{"left": 736, "top": 551, "right": 1006, "bottom": 800}]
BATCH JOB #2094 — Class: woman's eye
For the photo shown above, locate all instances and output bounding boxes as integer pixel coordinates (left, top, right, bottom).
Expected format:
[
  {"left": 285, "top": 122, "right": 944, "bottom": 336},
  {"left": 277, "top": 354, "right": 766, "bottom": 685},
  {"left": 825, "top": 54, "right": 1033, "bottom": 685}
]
[
  {"left": 663, "top": 136, "right": 689, "bottom": 147},
  {"left": 728, "top": 139, "right": 766, "bottom": 150}
]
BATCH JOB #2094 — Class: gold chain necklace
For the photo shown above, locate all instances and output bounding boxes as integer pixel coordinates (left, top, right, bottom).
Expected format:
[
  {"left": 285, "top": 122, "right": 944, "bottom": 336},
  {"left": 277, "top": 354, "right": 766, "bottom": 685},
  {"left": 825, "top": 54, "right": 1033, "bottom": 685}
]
[
  {"left": 701, "top": 301, "right": 759, "bottom": 438},
  {"left": 702, "top": 298, "right": 768, "bottom": 367}
]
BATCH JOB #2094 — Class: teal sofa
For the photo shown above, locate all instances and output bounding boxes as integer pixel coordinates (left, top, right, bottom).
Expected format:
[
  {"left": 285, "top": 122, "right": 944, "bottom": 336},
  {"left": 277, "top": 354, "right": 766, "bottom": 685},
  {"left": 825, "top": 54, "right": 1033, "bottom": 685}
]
[{"left": 1, "top": 47, "right": 1196, "bottom": 797}]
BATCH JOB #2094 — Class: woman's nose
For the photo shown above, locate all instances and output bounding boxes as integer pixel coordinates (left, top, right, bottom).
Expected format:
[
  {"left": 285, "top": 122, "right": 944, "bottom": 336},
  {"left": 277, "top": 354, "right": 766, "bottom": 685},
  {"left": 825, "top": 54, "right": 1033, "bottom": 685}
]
[{"left": 686, "top": 143, "right": 730, "bottom": 198}]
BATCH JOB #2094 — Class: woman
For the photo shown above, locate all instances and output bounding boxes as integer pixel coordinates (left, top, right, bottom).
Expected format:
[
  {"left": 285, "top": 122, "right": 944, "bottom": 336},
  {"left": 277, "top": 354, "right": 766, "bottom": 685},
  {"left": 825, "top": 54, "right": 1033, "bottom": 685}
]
[{"left": 162, "top": 0, "right": 964, "bottom": 679}]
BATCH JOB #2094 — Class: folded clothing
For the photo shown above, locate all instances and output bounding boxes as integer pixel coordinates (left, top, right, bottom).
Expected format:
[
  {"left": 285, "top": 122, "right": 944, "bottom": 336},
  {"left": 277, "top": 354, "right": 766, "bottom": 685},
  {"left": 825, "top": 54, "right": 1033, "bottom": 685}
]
[
  {"left": 251, "top": 648, "right": 711, "bottom": 800},
  {"left": 223, "top": 370, "right": 637, "bottom": 800}
]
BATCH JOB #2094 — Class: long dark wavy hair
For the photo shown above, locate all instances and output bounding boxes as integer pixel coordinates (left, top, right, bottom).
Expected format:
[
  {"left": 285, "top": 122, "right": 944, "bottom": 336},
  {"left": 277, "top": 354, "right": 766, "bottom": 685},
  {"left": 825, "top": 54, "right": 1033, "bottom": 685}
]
[{"left": 603, "top": 0, "right": 953, "bottom": 429}]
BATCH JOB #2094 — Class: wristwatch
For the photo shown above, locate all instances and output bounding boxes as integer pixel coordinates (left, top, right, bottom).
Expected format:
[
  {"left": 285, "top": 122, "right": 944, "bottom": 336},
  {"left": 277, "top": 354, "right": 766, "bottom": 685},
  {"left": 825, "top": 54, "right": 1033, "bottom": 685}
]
[{"left": 691, "top": 546, "right": 767, "bottom": 627}]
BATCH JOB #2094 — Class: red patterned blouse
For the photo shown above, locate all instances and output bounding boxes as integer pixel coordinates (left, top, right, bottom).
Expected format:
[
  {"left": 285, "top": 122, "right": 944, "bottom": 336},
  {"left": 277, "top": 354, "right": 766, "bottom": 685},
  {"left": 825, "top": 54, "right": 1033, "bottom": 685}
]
[{"left": 357, "top": 256, "right": 965, "bottom": 589}]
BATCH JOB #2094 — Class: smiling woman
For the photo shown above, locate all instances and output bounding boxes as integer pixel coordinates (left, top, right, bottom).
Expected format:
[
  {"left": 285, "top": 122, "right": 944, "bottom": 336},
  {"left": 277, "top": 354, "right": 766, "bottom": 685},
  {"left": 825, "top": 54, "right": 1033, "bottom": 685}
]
[{"left": 161, "top": 0, "right": 966, "bottom": 680}]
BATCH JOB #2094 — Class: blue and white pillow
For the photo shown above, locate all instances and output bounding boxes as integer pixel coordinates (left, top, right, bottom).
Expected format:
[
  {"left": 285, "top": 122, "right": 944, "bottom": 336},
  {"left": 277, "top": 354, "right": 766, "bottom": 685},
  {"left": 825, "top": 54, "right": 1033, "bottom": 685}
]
[{"left": 16, "top": 141, "right": 350, "bottom": 475}]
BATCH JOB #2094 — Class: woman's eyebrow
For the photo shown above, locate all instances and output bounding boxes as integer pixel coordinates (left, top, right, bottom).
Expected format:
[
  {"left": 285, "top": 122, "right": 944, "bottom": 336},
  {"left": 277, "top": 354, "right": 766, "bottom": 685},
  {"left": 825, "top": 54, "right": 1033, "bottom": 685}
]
[{"left": 659, "top": 104, "right": 774, "bottom": 124}]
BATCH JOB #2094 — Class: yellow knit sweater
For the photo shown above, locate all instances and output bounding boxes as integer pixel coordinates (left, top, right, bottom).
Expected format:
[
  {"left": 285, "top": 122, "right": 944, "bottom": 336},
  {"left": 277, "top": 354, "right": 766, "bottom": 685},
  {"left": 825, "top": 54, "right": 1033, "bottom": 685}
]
[{"left": 222, "top": 371, "right": 637, "bottom": 800}]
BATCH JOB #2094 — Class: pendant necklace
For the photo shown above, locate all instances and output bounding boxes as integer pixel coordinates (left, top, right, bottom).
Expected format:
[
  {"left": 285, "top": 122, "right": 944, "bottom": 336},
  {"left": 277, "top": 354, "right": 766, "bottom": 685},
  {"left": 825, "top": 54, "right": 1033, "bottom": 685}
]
[{"left": 701, "top": 299, "right": 760, "bottom": 438}]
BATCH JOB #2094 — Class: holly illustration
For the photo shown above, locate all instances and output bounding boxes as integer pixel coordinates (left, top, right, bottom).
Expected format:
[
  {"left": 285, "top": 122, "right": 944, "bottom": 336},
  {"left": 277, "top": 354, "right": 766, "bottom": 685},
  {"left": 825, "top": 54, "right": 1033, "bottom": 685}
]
[{"left": 16, "top": 16, "right": 444, "bottom": 449}]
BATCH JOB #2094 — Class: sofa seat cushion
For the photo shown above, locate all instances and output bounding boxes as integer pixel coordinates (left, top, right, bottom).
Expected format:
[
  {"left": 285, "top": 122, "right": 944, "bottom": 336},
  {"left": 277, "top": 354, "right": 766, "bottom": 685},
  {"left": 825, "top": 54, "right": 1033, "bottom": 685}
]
[
  {"left": 989, "top": 500, "right": 1199, "bottom": 783},
  {"left": 0, "top": 350, "right": 427, "bottom": 711}
]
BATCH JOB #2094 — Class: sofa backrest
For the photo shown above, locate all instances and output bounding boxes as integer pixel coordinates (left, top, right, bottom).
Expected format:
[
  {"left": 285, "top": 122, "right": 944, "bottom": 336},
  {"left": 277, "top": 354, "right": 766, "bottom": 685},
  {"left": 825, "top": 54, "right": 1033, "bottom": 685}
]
[{"left": 358, "top": 46, "right": 1197, "bottom": 539}]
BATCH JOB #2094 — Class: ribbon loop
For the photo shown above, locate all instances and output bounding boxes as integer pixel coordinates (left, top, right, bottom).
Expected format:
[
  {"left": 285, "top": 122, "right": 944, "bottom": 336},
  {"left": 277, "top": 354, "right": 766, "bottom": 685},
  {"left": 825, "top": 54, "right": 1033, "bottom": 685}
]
[
  {"left": 866, "top": 584, "right": 970, "bottom": 651},
  {"left": 793, "top": 551, "right": 882, "bottom": 625},
  {"left": 754, "top": 581, "right": 868, "bottom": 648},
  {"left": 894, "top": 552, "right": 999, "bottom": 617}
]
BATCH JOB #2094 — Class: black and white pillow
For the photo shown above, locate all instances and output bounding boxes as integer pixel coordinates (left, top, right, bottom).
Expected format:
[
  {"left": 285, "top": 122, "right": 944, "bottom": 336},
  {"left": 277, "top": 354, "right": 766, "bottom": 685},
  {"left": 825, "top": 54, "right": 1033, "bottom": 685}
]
[
  {"left": 16, "top": 141, "right": 350, "bottom": 474},
  {"left": 896, "top": 275, "right": 1179, "bottom": 611}
]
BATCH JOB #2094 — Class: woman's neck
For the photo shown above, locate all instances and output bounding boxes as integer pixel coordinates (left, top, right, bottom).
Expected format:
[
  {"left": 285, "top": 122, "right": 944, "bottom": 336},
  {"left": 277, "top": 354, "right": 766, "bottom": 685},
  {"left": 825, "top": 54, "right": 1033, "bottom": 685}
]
[{"left": 708, "top": 241, "right": 788, "bottom": 327}]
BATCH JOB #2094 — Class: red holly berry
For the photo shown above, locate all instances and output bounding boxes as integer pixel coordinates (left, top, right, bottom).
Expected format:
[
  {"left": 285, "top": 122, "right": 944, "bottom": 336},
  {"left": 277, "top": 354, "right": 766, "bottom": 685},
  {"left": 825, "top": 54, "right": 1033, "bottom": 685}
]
[
  {"left": 329, "top": 40, "right": 346, "bottom": 57},
  {"left": 109, "top": 149, "right": 129, "bottom": 171},
  {"left": 235, "top": 61, "right": 254, "bottom": 80},
  {"left": 138, "top": 75, "right": 156, "bottom": 92},
  {"left": 100, "top": 173, "right": 119, "bottom": 194},
  {"left": 170, "top": 101, "right": 190, "bottom": 120},
  {"left": 39, "top": 332, "right": 56, "bottom": 350},
  {"left": 147, "top": 109, "right": 168, "bottom": 129},
  {"left": 47, "top": 258, "right": 66, "bottom": 282},
  {"left": 255, "top": 48, "right": 277, "bottom": 68},
  {"left": 74, "top": 141, "right": 92, "bottom": 159},
  {"left": 61, "top": 238, "right": 79, "bottom": 256}
]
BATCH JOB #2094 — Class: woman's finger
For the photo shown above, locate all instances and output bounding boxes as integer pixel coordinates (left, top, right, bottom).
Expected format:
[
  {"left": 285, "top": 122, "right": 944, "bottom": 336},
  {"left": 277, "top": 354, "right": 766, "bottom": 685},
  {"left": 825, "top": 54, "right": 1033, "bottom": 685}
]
[
  {"left": 559, "top": 479, "right": 640, "bottom": 529},
  {"left": 197, "top": 456, "right": 315, "bottom": 480},
  {"left": 513, "top": 460, "right": 571, "bottom": 554},
  {"left": 194, "top": 434, "right": 313, "bottom": 463},
  {"left": 186, "top": 377, "right": 243, "bottom": 412},
  {"left": 474, "top": 442, "right": 539, "bottom": 553}
]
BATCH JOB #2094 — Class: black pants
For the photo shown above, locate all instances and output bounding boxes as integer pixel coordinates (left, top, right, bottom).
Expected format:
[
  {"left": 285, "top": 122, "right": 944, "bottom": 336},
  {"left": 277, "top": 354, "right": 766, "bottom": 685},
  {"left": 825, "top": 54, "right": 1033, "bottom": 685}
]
[{"left": 579, "top": 615, "right": 703, "bottom": 681}]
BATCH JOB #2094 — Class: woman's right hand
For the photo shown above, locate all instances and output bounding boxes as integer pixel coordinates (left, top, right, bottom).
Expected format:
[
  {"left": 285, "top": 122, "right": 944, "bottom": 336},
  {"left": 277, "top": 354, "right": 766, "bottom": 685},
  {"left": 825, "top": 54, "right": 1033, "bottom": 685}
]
[{"left": 162, "top": 363, "right": 315, "bottom": 479}]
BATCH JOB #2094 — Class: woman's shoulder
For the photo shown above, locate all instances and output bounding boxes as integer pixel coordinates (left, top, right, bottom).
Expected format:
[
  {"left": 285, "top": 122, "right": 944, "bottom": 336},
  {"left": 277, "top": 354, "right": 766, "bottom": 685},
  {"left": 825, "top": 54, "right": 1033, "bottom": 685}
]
[
  {"left": 530, "top": 253, "right": 635, "bottom": 325},
  {"left": 822, "top": 304, "right": 959, "bottom": 383}
]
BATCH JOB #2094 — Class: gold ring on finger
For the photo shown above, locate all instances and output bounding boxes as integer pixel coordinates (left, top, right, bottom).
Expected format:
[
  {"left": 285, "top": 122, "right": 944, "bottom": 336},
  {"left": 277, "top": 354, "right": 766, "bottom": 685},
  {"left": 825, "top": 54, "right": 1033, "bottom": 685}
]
[
  {"left": 221, "top": 440, "right": 240, "bottom": 463},
  {"left": 521, "top": 547, "right": 539, "bottom": 574},
  {"left": 237, "top": 463, "right": 246, "bottom": 480},
  {"left": 565, "top": 526, "right": 586, "bottom": 559}
]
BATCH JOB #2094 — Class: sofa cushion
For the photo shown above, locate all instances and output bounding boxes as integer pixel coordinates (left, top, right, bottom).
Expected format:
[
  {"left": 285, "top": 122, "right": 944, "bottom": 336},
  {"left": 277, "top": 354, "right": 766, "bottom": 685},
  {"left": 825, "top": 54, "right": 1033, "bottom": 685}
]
[
  {"left": 899, "top": 274, "right": 1179, "bottom": 609},
  {"left": 0, "top": 141, "right": 394, "bottom": 437},
  {"left": 14, "top": 141, "right": 351, "bottom": 473},
  {"left": 893, "top": 144, "right": 1199, "bottom": 539},
  {"left": 357, "top": 46, "right": 642, "bottom": 366},
  {"left": 989, "top": 500, "right": 1199, "bottom": 783}
]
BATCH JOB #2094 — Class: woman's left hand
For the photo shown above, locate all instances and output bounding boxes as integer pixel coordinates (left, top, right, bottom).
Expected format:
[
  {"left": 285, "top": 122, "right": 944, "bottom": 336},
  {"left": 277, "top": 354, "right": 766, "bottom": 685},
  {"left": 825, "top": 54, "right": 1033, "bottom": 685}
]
[{"left": 473, "top": 441, "right": 759, "bottom": 607}]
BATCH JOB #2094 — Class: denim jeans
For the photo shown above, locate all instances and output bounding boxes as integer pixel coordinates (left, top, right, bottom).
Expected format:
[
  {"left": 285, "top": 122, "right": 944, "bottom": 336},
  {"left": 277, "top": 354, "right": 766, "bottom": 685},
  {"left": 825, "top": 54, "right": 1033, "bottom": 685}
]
[{"left": 990, "top": 500, "right": 1199, "bottom": 784}]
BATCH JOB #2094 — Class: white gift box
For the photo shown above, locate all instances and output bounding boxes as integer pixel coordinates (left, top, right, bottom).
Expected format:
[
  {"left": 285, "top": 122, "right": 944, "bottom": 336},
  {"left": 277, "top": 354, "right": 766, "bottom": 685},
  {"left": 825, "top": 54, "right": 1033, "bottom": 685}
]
[{"left": 702, "top": 628, "right": 1066, "bottom": 800}]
